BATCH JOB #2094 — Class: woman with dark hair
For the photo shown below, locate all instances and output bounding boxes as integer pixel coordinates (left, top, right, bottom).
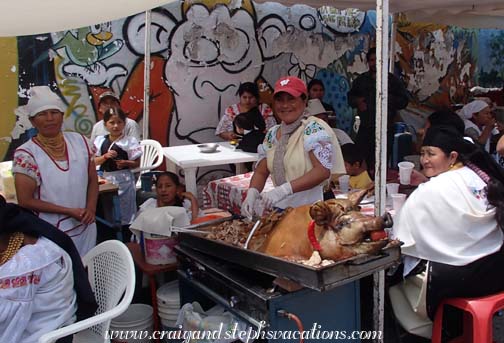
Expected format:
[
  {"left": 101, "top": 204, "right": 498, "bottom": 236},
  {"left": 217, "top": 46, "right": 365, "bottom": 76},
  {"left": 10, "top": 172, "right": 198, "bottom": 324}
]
[
  {"left": 241, "top": 76, "right": 345, "bottom": 217},
  {"left": 307, "top": 79, "right": 335, "bottom": 114},
  {"left": 389, "top": 125, "right": 504, "bottom": 339},
  {"left": 94, "top": 108, "right": 142, "bottom": 226},
  {"left": 138, "top": 172, "right": 200, "bottom": 222},
  {"left": 215, "top": 82, "right": 276, "bottom": 140},
  {"left": 0, "top": 195, "right": 97, "bottom": 343}
]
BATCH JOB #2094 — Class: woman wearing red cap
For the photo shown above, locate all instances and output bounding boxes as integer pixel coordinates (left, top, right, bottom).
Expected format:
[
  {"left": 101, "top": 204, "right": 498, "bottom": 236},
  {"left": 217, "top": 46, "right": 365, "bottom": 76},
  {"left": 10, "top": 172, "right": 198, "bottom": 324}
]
[{"left": 241, "top": 76, "right": 345, "bottom": 217}]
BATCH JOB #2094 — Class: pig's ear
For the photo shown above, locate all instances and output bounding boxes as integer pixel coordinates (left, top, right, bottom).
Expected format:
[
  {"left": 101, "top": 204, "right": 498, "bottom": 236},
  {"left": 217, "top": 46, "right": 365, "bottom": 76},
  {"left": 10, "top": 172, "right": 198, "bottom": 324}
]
[
  {"left": 257, "top": 14, "right": 287, "bottom": 60},
  {"left": 123, "top": 8, "right": 178, "bottom": 56}
]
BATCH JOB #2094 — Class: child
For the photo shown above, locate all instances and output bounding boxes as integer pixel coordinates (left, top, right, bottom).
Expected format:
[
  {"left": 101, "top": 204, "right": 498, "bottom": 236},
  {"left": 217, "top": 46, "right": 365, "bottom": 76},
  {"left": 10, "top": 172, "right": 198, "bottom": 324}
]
[
  {"left": 139, "top": 172, "right": 200, "bottom": 222},
  {"left": 341, "top": 144, "right": 373, "bottom": 189},
  {"left": 233, "top": 109, "right": 266, "bottom": 153},
  {"left": 94, "top": 108, "right": 142, "bottom": 225}
]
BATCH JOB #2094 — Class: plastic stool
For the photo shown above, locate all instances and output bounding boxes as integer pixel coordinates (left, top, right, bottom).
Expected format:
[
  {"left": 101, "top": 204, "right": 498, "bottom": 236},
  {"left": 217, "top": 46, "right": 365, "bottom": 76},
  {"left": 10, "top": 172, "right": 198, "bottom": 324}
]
[{"left": 432, "top": 291, "right": 504, "bottom": 342}]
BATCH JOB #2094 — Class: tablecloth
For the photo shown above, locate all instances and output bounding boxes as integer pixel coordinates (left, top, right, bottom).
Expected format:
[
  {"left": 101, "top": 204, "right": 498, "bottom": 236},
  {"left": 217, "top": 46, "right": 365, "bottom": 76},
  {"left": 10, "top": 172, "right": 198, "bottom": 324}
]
[{"left": 203, "top": 172, "right": 274, "bottom": 215}]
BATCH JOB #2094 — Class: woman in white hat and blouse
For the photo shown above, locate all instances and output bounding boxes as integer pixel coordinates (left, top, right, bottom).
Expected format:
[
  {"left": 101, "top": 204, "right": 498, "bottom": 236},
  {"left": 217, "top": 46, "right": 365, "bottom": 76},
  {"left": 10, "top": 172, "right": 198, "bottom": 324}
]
[
  {"left": 459, "top": 99, "right": 496, "bottom": 152},
  {"left": 12, "top": 86, "right": 98, "bottom": 256}
]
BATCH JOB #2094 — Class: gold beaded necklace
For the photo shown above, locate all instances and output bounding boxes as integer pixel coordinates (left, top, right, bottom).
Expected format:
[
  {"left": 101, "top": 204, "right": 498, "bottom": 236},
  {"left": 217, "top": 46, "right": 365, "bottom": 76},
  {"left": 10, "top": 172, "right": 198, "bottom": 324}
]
[
  {"left": 35, "top": 132, "right": 67, "bottom": 160},
  {"left": 0, "top": 232, "right": 24, "bottom": 265}
]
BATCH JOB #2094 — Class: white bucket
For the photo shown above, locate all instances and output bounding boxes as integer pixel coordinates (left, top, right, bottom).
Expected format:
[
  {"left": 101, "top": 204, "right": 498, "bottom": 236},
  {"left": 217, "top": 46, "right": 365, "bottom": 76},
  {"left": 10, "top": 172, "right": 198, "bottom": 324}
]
[
  {"left": 110, "top": 304, "right": 153, "bottom": 343},
  {"left": 142, "top": 232, "right": 177, "bottom": 265}
]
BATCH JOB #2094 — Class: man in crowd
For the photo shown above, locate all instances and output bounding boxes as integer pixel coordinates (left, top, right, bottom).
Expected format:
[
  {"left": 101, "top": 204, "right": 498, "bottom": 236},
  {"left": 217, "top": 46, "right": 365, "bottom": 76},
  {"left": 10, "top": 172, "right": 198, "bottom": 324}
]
[
  {"left": 90, "top": 90, "right": 141, "bottom": 142},
  {"left": 348, "top": 48, "right": 409, "bottom": 171}
]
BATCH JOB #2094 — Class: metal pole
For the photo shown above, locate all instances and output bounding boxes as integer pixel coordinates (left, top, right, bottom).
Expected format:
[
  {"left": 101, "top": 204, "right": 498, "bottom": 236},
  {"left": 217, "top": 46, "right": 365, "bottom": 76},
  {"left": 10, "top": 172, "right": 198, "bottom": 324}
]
[
  {"left": 142, "top": 10, "right": 152, "bottom": 140},
  {"left": 389, "top": 13, "right": 398, "bottom": 73},
  {"left": 373, "top": 0, "right": 389, "bottom": 341}
]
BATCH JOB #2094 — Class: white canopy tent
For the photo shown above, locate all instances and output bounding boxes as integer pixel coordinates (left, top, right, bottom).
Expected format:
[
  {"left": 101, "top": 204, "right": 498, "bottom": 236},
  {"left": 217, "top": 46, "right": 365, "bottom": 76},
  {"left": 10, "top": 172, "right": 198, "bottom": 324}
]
[
  {"left": 0, "top": 0, "right": 172, "bottom": 37},
  {"left": 0, "top": 0, "right": 502, "bottom": 37}
]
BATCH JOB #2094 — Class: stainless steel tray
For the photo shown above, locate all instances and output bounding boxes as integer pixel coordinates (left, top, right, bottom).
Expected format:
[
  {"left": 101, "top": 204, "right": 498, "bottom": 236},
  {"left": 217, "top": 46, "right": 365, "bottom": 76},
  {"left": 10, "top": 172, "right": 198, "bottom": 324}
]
[{"left": 177, "top": 231, "right": 400, "bottom": 292}]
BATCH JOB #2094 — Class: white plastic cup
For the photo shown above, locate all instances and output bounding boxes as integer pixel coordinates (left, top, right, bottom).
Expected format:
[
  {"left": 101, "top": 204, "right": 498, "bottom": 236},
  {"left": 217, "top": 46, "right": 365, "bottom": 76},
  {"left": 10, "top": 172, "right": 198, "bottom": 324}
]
[
  {"left": 391, "top": 193, "right": 406, "bottom": 212},
  {"left": 398, "top": 161, "right": 415, "bottom": 185},
  {"left": 338, "top": 175, "right": 350, "bottom": 193},
  {"left": 386, "top": 183, "right": 399, "bottom": 196}
]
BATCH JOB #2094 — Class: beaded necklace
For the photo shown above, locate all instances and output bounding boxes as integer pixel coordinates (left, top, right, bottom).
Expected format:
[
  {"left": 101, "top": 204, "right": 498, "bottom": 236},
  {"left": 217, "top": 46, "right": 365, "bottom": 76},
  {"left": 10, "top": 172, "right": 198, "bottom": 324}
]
[
  {"left": 0, "top": 232, "right": 24, "bottom": 265},
  {"left": 35, "top": 132, "right": 67, "bottom": 160}
]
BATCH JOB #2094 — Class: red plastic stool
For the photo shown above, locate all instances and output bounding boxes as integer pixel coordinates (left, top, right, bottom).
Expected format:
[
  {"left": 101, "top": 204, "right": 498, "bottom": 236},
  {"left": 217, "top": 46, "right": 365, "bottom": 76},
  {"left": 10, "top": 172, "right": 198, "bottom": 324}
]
[{"left": 432, "top": 291, "right": 504, "bottom": 343}]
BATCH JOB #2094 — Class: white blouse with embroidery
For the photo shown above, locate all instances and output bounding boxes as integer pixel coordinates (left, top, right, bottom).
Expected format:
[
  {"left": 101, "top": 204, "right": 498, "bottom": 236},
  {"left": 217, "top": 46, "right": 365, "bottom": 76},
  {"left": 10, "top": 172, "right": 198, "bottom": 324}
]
[
  {"left": 12, "top": 136, "right": 95, "bottom": 186},
  {"left": 94, "top": 135, "right": 142, "bottom": 162},
  {"left": 0, "top": 237, "right": 76, "bottom": 343},
  {"left": 257, "top": 120, "right": 334, "bottom": 170}
]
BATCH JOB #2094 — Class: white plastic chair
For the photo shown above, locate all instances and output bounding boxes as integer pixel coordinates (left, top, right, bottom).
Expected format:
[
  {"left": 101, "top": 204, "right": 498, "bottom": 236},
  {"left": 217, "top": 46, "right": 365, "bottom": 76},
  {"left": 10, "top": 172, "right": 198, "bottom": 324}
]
[
  {"left": 133, "top": 139, "right": 163, "bottom": 174},
  {"left": 38, "top": 240, "right": 136, "bottom": 343}
]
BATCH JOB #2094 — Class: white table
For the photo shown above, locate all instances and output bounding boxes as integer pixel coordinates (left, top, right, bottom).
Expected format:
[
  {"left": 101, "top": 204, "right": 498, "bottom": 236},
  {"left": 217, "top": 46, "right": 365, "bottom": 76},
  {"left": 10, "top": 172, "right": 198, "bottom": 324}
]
[{"left": 162, "top": 142, "right": 259, "bottom": 195}]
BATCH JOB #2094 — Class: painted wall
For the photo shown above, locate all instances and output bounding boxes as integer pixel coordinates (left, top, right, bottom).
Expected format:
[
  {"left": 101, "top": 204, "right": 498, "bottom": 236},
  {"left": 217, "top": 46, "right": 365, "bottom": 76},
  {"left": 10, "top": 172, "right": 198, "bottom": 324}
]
[{"left": 0, "top": 1, "right": 503, "bottom": 174}]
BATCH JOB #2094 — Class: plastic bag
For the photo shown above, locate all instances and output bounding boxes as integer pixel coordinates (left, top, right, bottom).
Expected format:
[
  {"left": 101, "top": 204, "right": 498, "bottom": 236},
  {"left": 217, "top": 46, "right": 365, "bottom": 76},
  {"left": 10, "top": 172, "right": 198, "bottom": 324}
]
[{"left": 175, "top": 302, "right": 249, "bottom": 343}]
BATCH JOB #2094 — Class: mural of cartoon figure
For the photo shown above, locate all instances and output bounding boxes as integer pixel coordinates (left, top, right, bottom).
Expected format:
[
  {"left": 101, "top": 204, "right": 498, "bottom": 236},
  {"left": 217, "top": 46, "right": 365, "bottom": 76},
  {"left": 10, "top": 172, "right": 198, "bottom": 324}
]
[
  {"left": 160, "top": 2, "right": 366, "bottom": 145},
  {"left": 52, "top": 23, "right": 127, "bottom": 87},
  {"left": 164, "top": 3, "right": 264, "bottom": 145}
]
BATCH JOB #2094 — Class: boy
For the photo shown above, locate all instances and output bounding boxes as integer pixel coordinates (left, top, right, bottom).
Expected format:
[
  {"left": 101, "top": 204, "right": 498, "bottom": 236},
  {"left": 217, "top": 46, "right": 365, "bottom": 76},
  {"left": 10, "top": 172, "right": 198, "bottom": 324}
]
[
  {"left": 232, "top": 108, "right": 266, "bottom": 153},
  {"left": 341, "top": 144, "right": 373, "bottom": 189}
]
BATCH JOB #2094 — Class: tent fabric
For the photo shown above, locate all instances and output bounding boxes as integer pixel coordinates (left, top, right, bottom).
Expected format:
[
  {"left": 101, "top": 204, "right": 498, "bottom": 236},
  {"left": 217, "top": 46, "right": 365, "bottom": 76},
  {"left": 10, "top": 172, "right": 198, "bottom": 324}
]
[
  {"left": 0, "top": 0, "right": 503, "bottom": 37},
  {"left": 0, "top": 0, "right": 174, "bottom": 37}
]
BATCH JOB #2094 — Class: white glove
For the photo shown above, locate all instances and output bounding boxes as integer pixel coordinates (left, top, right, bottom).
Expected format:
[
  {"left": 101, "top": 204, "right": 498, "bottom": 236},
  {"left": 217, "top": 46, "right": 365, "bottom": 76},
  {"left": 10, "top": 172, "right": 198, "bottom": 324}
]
[
  {"left": 241, "top": 188, "right": 260, "bottom": 219},
  {"left": 261, "top": 182, "right": 293, "bottom": 209}
]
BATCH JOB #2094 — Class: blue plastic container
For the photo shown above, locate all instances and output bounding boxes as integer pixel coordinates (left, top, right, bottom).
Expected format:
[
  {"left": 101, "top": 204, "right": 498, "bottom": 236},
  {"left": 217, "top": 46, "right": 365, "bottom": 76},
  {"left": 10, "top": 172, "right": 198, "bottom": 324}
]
[{"left": 140, "top": 171, "right": 161, "bottom": 192}]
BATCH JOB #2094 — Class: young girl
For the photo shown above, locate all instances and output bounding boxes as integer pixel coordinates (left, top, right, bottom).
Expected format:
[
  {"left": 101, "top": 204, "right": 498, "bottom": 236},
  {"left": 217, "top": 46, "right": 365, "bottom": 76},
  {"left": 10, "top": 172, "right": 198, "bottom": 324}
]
[
  {"left": 94, "top": 108, "right": 142, "bottom": 225},
  {"left": 139, "top": 172, "right": 200, "bottom": 222}
]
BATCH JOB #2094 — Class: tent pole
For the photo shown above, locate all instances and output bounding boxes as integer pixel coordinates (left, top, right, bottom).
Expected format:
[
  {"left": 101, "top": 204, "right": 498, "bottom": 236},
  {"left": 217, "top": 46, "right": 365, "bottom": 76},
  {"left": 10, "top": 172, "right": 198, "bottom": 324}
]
[
  {"left": 373, "top": 0, "right": 389, "bottom": 341},
  {"left": 142, "top": 10, "right": 152, "bottom": 140},
  {"left": 389, "top": 13, "right": 397, "bottom": 73}
]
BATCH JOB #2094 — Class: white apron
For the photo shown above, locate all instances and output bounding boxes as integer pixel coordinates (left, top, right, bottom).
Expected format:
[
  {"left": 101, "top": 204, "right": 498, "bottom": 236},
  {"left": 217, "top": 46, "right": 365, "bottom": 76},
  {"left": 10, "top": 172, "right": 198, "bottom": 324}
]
[
  {"left": 95, "top": 135, "right": 139, "bottom": 225},
  {"left": 23, "top": 133, "right": 97, "bottom": 256},
  {"left": 103, "top": 169, "right": 136, "bottom": 225}
]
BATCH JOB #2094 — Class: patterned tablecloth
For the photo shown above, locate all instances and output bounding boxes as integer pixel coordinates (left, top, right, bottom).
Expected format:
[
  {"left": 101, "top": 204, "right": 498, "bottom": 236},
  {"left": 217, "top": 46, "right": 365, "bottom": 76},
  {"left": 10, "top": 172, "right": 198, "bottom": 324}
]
[{"left": 203, "top": 172, "right": 275, "bottom": 215}]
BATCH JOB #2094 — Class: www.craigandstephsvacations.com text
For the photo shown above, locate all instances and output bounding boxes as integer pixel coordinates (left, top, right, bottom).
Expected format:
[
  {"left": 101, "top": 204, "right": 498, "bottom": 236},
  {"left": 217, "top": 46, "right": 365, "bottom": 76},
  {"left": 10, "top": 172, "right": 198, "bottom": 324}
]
[{"left": 106, "top": 322, "right": 383, "bottom": 341}]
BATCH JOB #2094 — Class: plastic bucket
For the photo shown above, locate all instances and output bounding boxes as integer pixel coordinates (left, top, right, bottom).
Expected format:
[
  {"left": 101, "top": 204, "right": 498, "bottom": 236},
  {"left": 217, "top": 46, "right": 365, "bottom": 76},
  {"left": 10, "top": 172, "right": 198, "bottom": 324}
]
[
  {"left": 143, "top": 232, "right": 177, "bottom": 265},
  {"left": 110, "top": 304, "right": 153, "bottom": 343}
]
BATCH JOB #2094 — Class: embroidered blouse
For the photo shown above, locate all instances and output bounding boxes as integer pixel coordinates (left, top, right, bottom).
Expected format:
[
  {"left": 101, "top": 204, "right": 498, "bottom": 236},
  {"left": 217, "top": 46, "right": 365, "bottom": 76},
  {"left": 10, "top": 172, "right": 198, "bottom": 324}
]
[
  {"left": 258, "top": 120, "right": 334, "bottom": 170},
  {"left": 13, "top": 135, "right": 95, "bottom": 186}
]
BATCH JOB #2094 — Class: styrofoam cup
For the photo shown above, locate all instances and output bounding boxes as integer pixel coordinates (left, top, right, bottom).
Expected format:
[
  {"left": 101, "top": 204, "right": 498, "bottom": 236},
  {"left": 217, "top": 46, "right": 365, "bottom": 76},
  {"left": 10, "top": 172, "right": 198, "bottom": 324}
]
[
  {"left": 391, "top": 193, "right": 406, "bottom": 212},
  {"left": 386, "top": 183, "right": 399, "bottom": 196},
  {"left": 338, "top": 175, "right": 350, "bottom": 193},
  {"left": 398, "top": 161, "right": 415, "bottom": 185}
]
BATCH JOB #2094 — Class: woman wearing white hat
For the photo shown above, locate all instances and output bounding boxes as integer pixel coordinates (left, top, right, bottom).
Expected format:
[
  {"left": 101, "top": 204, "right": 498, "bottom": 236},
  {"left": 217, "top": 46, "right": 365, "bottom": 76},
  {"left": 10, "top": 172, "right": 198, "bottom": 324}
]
[
  {"left": 12, "top": 86, "right": 98, "bottom": 256},
  {"left": 459, "top": 99, "right": 496, "bottom": 152}
]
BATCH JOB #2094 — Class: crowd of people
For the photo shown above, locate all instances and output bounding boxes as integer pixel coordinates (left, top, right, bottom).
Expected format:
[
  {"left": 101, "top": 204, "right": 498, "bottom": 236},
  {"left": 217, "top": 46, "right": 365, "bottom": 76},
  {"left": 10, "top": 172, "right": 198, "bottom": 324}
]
[{"left": 2, "top": 44, "right": 504, "bottom": 342}]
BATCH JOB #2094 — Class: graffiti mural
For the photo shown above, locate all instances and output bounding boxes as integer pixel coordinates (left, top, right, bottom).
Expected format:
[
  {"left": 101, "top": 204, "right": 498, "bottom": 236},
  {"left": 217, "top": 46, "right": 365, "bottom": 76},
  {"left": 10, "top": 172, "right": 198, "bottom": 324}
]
[{"left": 0, "top": 0, "right": 503, "bottom": 185}]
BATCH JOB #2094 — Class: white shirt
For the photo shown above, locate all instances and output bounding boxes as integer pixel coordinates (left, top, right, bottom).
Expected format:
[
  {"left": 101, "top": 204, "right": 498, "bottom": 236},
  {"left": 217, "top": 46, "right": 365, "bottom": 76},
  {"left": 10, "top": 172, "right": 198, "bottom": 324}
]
[
  {"left": 393, "top": 166, "right": 503, "bottom": 266},
  {"left": 90, "top": 118, "right": 141, "bottom": 142},
  {"left": 0, "top": 237, "right": 76, "bottom": 343}
]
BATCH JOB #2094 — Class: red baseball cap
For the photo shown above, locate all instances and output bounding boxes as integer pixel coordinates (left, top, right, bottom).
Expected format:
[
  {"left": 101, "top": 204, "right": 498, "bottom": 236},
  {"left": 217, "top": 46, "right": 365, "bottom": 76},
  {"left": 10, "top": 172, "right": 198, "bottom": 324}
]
[{"left": 273, "top": 76, "right": 307, "bottom": 97}]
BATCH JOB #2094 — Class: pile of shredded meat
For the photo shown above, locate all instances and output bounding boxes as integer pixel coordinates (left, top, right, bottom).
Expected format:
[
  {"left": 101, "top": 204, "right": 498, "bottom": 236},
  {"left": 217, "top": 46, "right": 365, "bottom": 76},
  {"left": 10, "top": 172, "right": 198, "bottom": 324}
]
[{"left": 205, "top": 220, "right": 255, "bottom": 247}]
